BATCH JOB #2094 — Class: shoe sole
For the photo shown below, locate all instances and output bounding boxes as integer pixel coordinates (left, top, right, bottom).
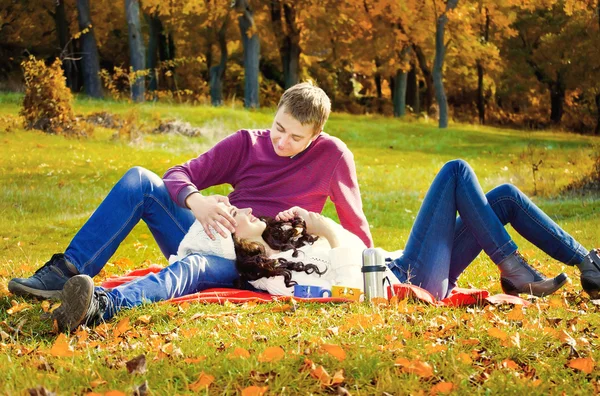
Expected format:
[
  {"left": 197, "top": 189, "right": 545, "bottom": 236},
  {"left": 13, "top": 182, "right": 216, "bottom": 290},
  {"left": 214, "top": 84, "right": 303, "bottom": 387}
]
[
  {"left": 52, "top": 275, "right": 95, "bottom": 332},
  {"left": 8, "top": 280, "right": 62, "bottom": 300},
  {"left": 502, "top": 273, "right": 570, "bottom": 297}
]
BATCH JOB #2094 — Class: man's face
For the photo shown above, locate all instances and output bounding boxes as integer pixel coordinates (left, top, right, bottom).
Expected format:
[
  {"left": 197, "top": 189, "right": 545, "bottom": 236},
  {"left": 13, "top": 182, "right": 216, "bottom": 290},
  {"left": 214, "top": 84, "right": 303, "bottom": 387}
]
[{"left": 270, "top": 105, "right": 320, "bottom": 157}]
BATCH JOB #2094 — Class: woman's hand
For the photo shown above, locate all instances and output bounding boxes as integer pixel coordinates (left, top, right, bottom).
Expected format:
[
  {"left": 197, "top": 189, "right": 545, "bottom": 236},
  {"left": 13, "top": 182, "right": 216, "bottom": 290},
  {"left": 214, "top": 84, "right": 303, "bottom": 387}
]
[{"left": 304, "top": 212, "right": 334, "bottom": 237}]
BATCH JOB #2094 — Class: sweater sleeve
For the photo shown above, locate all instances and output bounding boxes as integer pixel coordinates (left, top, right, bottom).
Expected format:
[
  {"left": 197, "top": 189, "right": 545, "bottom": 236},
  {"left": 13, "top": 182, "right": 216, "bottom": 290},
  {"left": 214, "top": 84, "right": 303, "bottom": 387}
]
[
  {"left": 163, "top": 131, "right": 247, "bottom": 207},
  {"left": 329, "top": 150, "right": 374, "bottom": 247}
]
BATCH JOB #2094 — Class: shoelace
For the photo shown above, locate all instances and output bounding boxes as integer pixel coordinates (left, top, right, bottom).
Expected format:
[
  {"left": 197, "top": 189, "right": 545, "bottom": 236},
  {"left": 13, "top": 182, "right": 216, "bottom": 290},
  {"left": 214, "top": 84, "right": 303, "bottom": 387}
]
[
  {"left": 514, "top": 251, "right": 546, "bottom": 281},
  {"left": 83, "top": 290, "right": 111, "bottom": 327},
  {"left": 33, "top": 254, "right": 63, "bottom": 275}
]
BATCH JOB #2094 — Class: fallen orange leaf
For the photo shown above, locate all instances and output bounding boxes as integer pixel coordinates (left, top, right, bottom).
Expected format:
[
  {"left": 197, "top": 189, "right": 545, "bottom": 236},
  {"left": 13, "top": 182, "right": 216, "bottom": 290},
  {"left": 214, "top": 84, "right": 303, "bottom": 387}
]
[
  {"left": 257, "top": 346, "right": 285, "bottom": 363},
  {"left": 104, "top": 391, "right": 126, "bottom": 396},
  {"left": 321, "top": 343, "right": 346, "bottom": 361},
  {"left": 89, "top": 378, "right": 107, "bottom": 388},
  {"left": 229, "top": 347, "right": 251, "bottom": 359},
  {"left": 487, "top": 327, "right": 508, "bottom": 341},
  {"left": 241, "top": 385, "right": 269, "bottom": 396},
  {"left": 502, "top": 359, "right": 520, "bottom": 370},
  {"left": 113, "top": 317, "right": 130, "bottom": 338},
  {"left": 41, "top": 300, "right": 51, "bottom": 313},
  {"left": 49, "top": 333, "right": 75, "bottom": 357},
  {"left": 136, "top": 315, "right": 152, "bottom": 324},
  {"left": 457, "top": 352, "right": 472, "bottom": 364},
  {"left": 430, "top": 382, "right": 454, "bottom": 394},
  {"left": 568, "top": 357, "right": 594, "bottom": 374},
  {"left": 7, "top": 300, "right": 31, "bottom": 315},
  {"left": 559, "top": 330, "right": 577, "bottom": 347},
  {"left": 331, "top": 369, "right": 345, "bottom": 386},
  {"left": 189, "top": 371, "right": 215, "bottom": 391},
  {"left": 311, "top": 365, "right": 332, "bottom": 386},
  {"left": 395, "top": 358, "right": 433, "bottom": 378},
  {"left": 506, "top": 307, "right": 524, "bottom": 321}
]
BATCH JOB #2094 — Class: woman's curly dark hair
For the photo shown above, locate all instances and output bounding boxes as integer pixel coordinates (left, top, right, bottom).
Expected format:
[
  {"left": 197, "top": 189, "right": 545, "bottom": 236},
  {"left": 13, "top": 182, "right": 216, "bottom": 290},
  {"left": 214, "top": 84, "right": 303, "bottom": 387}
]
[{"left": 234, "top": 216, "right": 326, "bottom": 288}]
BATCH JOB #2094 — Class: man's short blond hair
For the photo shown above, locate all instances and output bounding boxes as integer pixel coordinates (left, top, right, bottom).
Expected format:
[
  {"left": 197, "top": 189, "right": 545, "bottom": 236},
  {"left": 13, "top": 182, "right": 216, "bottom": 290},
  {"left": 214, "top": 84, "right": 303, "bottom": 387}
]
[{"left": 277, "top": 82, "right": 331, "bottom": 135}]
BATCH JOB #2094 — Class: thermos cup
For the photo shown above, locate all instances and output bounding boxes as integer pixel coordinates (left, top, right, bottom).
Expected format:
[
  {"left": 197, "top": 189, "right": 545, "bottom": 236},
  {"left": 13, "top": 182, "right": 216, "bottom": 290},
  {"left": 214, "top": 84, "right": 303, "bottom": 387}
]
[{"left": 362, "top": 248, "right": 387, "bottom": 301}]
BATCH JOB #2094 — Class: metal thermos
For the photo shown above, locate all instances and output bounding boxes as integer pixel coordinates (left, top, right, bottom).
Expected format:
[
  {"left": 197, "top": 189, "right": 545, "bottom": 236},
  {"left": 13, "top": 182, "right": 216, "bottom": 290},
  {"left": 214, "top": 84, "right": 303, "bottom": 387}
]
[{"left": 362, "top": 248, "right": 387, "bottom": 301}]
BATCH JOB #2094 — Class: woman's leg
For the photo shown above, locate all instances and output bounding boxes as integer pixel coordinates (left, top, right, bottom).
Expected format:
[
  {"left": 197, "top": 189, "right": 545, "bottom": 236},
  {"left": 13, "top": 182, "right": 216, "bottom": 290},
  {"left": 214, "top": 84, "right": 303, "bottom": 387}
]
[
  {"left": 447, "top": 183, "right": 588, "bottom": 291},
  {"left": 389, "top": 160, "right": 518, "bottom": 299}
]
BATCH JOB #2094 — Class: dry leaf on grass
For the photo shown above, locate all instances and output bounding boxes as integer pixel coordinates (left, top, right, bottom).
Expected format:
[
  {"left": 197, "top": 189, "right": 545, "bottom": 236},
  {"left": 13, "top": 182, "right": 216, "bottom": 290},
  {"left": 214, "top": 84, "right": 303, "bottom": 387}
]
[
  {"left": 189, "top": 371, "right": 215, "bottom": 391},
  {"left": 49, "top": 333, "right": 75, "bottom": 357},
  {"left": 258, "top": 346, "right": 285, "bottom": 362},
  {"left": 89, "top": 378, "right": 107, "bottom": 388},
  {"left": 136, "top": 315, "right": 152, "bottom": 324},
  {"left": 487, "top": 327, "right": 508, "bottom": 341},
  {"left": 506, "top": 307, "right": 524, "bottom": 321},
  {"left": 125, "top": 354, "right": 146, "bottom": 374},
  {"left": 321, "top": 344, "right": 346, "bottom": 361},
  {"left": 104, "top": 391, "right": 126, "bottom": 396},
  {"left": 241, "top": 385, "right": 269, "bottom": 396},
  {"left": 394, "top": 358, "right": 433, "bottom": 378},
  {"left": 501, "top": 359, "right": 520, "bottom": 370},
  {"left": 430, "top": 382, "right": 454, "bottom": 394},
  {"left": 229, "top": 347, "right": 251, "bottom": 359},
  {"left": 458, "top": 353, "right": 472, "bottom": 364},
  {"left": 113, "top": 317, "right": 130, "bottom": 338},
  {"left": 7, "top": 300, "right": 31, "bottom": 315},
  {"left": 568, "top": 357, "right": 594, "bottom": 374}
]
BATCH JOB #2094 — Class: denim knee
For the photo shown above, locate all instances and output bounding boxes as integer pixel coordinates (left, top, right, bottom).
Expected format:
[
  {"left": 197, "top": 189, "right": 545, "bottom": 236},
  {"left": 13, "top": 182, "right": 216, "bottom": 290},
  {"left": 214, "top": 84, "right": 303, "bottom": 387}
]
[{"left": 442, "top": 159, "right": 471, "bottom": 175}]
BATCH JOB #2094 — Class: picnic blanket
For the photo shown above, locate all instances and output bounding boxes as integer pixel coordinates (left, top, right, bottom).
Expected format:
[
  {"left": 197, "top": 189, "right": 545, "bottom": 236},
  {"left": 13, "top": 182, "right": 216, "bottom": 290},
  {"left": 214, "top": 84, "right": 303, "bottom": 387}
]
[{"left": 101, "top": 264, "right": 529, "bottom": 306}]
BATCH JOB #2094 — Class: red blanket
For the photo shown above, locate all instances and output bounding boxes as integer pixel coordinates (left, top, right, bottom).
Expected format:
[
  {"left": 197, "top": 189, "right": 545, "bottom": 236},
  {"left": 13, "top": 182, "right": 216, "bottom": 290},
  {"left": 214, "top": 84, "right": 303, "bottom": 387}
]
[{"left": 101, "top": 264, "right": 529, "bottom": 306}]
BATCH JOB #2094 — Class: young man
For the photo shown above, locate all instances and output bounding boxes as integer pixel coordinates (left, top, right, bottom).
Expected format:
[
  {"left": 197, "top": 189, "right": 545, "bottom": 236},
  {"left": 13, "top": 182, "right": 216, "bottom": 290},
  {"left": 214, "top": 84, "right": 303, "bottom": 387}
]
[{"left": 8, "top": 82, "right": 373, "bottom": 305}]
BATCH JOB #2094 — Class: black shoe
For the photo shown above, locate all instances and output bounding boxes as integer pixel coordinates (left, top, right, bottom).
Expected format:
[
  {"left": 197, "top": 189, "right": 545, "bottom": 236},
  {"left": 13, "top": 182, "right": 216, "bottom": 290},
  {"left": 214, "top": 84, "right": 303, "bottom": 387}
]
[
  {"left": 8, "top": 254, "right": 78, "bottom": 299},
  {"left": 499, "top": 251, "right": 569, "bottom": 297},
  {"left": 52, "top": 275, "right": 111, "bottom": 332},
  {"left": 577, "top": 249, "right": 600, "bottom": 299}
]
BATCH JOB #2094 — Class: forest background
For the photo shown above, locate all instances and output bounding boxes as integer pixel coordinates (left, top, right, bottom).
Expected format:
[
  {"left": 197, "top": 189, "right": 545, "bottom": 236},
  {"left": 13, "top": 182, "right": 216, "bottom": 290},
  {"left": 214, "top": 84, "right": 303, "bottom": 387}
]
[{"left": 0, "top": 0, "right": 599, "bottom": 133}]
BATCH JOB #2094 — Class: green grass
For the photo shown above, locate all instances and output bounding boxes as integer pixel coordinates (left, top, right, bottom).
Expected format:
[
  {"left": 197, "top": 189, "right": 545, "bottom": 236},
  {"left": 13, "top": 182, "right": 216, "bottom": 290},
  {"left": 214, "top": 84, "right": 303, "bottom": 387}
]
[{"left": 1, "top": 94, "right": 599, "bottom": 394}]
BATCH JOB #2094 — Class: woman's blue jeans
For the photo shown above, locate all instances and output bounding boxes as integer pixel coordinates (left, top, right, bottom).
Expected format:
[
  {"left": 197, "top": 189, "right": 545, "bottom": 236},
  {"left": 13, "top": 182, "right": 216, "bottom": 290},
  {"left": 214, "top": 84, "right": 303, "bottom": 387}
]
[
  {"left": 62, "top": 167, "right": 240, "bottom": 318},
  {"left": 389, "top": 160, "right": 587, "bottom": 299}
]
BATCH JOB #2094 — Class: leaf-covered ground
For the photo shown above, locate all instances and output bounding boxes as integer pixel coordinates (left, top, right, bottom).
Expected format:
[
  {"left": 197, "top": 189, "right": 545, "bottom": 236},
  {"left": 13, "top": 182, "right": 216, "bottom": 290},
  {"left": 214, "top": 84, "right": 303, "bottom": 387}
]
[{"left": 1, "top": 94, "right": 599, "bottom": 394}]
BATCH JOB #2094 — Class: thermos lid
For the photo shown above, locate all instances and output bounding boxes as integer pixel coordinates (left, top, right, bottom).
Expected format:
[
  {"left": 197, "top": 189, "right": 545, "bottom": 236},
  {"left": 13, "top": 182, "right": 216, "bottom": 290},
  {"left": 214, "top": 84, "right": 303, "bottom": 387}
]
[
  {"left": 361, "top": 265, "right": 387, "bottom": 273},
  {"left": 362, "top": 247, "right": 385, "bottom": 267}
]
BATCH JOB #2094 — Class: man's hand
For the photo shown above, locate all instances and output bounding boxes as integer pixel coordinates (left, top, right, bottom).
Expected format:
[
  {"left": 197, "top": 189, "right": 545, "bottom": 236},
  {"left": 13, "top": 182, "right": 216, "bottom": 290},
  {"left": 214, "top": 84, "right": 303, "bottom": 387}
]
[
  {"left": 185, "top": 193, "right": 237, "bottom": 240},
  {"left": 275, "top": 206, "right": 309, "bottom": 221}
]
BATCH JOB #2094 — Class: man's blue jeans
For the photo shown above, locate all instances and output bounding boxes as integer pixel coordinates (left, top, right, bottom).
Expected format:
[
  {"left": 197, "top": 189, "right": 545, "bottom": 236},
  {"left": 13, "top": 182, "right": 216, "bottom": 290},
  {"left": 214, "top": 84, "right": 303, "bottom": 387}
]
[
  {"left": 62, "top": 167, "right": 240, "bottom": 318},
  {"left": 389, "top": 160, "right": 587, "bottom": 299}
]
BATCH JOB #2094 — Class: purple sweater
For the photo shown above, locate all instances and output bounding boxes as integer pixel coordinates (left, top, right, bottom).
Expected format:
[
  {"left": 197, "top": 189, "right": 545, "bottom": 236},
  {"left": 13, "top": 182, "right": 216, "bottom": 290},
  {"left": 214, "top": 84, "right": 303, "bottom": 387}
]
[{"left": 163, "top": 130, "right": 373, "bottom": 247}]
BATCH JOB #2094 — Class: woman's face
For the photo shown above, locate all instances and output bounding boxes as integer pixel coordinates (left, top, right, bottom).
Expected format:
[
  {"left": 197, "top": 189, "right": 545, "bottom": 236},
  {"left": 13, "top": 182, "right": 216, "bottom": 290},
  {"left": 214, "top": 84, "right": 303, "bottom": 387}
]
[{"left": 230, "top": 206, "right": 267, "bottom": 239}]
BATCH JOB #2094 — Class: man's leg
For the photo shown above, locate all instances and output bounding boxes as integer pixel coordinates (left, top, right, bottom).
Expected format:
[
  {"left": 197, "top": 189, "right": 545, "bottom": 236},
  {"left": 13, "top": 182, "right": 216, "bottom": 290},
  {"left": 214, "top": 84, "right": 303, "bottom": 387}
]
[
  {"left": 447, "top": 183, "right": 588, "bottom": 292},
  {"left": 54, "top": 254, "right": 240, "bottom": 331},
  {"left": 9, "top": 166, "right": 195, "bottom": 299}
]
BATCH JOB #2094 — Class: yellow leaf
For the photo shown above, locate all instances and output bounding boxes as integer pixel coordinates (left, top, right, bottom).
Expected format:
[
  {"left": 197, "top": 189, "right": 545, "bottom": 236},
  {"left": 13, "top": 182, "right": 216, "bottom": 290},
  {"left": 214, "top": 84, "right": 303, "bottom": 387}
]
[
  {"left": 426, "top": 344, "right": 448, "bottom": 355},
  {"left": 241, "top": 385, "right": 269, "bottom": 396},
  {"left": 258, "top": 346, "right": 285, "bottom": 362},
  {"left": 395, "top": 358, "right": 434, "bottom": 378},
  {"left": 430, "top": 382, "right": 454, "bottom": 394},
  {"left": 49, "top": 333, "right": 75, "bottom": 357},
  {"left": 458, "top": 352, "right": 472, "bottom": 364},
  {"left": 7, "top": 300, "right": 31, "bottom": 315},
  {"left": 568, "top": 357, "right": 594, "bottom": 374},
  {"left": 506, "top": 307, "right": 524, "bottom": 321},
  {"left": 136, "top": 315, "right": 152, "bottom": 324},
  {"left": 331, "top": 369, "right": 345, "bottom": 385},
  {"left": 559, "top": 330, "right": 577, "bottom": 347},
  {"left": 321, "top": 343, "right": 346, "bottom": 361},
  {"left": 188, "top": 371, "right": 215, "bottom": 391},
  {"left": 487, "top": 327, "right": 508, "bottom": 341},
  {"left": 41, "top": 300, "right": 51, "bottom": 313},
  {"left": 89, "top": 378, "right": 107, "bottom": 388}
]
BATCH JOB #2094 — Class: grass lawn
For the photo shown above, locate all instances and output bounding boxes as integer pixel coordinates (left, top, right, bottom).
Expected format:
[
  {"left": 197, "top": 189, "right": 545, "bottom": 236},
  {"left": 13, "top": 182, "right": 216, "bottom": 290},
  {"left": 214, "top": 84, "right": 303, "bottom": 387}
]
[{"left": 1, "top": 93, "right": 599, "bottom": 394}]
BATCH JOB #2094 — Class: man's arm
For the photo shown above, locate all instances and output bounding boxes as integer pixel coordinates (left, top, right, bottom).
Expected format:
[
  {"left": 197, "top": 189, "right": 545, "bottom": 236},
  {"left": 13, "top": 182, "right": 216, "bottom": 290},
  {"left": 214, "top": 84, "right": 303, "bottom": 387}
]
[
  {"left": 329, "top": 150, "right": 374, "bottom": 247},
  {"left": 163, "top": 131, "right": 246, "bottom": 238}
]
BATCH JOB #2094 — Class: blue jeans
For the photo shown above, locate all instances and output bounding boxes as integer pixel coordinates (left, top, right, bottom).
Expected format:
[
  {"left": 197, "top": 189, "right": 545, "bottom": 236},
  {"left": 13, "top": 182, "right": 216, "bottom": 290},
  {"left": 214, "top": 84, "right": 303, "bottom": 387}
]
[
  {"left": 62, "top": 167, "right": 240, "bottom": 317},
  {"left": 389, "top": 160, "right": 587, "bottom": 299}
]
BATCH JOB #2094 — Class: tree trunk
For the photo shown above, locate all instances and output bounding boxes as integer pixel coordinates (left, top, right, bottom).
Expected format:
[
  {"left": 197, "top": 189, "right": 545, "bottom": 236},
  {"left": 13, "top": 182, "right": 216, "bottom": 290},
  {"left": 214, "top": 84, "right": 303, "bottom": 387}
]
[
  {"left": 125, "top": 0, "right": 145, "bottom": 102},
  {"left": 406, "top": 62, "right": 419, "bottom": 113},
  {"left": 146, "top": 14, "right": 163, "bottom": 92},
  {"left": 595, "top": 93, "right": 600, "bottom": 135},
  {"left": 393, "top": 69, "right": 408, "bottom": 117},
  {"left": 270, "top": 0, "right": 301, "bottom": 89},
  {"left": 477, "top": 8, "right": 490, "bottom": 125},
  {"left": 433, "top": 0, "right": 459, "bottom": 128},
  {"left": 549, "top": 72, "right": 565, "bottom": 124},
  {"left": 76, "top": 0, "right": 102, "bottom": 98},
  {"left": 413, "top": 44, "right": 434, "bottom": 111},
  {"left": 374, "top": 60, "right": 382, "bottom": 99},
  {"left": 236, "top": 0, "right": 260, "bottom": 108},
  {"left": 53, "top": 0, "right": 79, "bottom": 91},
  {"left": 210, "top": 15, "right": 230, "bottom": 106},
  {"left": 477, "top": 60, "right": 485, "bottom": 124}
]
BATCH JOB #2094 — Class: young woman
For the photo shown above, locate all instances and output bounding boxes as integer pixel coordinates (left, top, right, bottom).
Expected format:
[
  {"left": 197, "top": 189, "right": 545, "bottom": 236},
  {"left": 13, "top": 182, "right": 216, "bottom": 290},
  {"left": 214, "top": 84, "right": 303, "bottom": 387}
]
[{"left": 52, "top": 160, "right": 600, "bottom": 331}]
